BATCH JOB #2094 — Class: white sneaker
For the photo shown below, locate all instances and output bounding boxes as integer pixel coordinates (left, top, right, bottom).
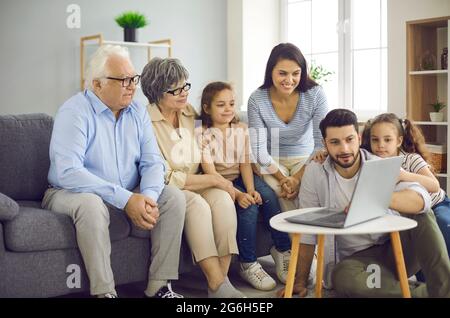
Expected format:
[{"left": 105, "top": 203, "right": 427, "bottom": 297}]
[
  {"left": 97, "top": 292, "right": 118, "bottom": 298},
  {"left": 239, "top": 262, "right": 276, "bottom": 291},
  {"left": 270, "top": 246, "right": 290, "bottom": 284}
]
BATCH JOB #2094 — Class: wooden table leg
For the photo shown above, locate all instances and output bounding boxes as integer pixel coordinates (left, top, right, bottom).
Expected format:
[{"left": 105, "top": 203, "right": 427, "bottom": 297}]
[
  {"left": 315, "top": 234, "right": 325, "bottom": 298},
  {"left": 390, "top": 231, "right": 411, "bottom": 298},
  {"left": 284, "top": 233, "right": 301, "bottom": 298}
]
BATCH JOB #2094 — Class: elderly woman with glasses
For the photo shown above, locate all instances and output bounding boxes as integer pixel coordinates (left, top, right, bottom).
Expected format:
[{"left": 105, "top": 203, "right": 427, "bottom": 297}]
[{"left": 141, "top": 57, "right": 245, "bottom": 298}]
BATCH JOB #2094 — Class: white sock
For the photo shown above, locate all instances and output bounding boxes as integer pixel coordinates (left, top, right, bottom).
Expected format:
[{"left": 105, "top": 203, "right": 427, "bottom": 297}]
[
  {"left": 144, "top": 279, "right": 167, "bottom": 297},
  {"left": 208, "top": 277, "right": 246, "bottom": 298}
]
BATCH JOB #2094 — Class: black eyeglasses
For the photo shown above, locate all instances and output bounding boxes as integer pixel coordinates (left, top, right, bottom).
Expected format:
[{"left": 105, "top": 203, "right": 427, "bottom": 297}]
[
  {"left": 105, "top": 75, "right": 141, "bottom": 87},
  {"left": 166, "top": 83, "right": 191, "bottom": 96}
]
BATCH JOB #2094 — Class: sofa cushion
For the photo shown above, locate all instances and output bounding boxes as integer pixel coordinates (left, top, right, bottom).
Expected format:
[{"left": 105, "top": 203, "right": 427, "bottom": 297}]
[
  {"left": 4, "top": 204, "right": 131, "bottom": 252},
  {"left": 104, "top": 204, "right": 151, "bottom": 239},
  {"left": 15, "top": 200, "right": 45, "bottom": 209},
  {"left": 0, "top": 192, "right": 19, "bottom": 221},
  {"left": 130, "top": 222, "right": 151, "bottom": 239},
  {"left": 0, "top": 114, "right": 53, "bottom": 201}
]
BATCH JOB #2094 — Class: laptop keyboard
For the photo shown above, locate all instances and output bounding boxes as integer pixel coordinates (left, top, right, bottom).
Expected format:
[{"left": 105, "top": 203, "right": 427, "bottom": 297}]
[{"left": 314, "top": 212, "right": 346, "bottom": 224}]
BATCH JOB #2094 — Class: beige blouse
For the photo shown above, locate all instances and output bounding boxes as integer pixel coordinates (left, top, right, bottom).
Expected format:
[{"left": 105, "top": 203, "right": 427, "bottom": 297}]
[
  {"left": 201, "top": 122, "right": 251, "bottom": 181},
  {"left": 148, "top": 103, "right": 202, "bottom": 189}
]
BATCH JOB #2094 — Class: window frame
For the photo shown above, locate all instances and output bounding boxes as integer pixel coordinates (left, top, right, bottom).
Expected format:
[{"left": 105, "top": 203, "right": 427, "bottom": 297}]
[{"left": 281, "top": 0, "right": 388, "bottom": 120}]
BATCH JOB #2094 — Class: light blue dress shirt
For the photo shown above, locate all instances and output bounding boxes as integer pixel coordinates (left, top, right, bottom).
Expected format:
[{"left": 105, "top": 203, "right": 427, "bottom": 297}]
[{"left": 48, "top": 90, "right": 166, "bottom": 209}]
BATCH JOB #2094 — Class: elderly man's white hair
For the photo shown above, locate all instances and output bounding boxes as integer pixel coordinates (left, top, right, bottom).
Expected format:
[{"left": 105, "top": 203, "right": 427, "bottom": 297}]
[{"left": 84, "top": 45, "right": 131, "bottom": 90}]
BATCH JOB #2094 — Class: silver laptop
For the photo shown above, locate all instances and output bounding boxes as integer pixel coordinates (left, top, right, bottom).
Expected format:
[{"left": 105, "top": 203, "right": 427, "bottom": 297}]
[{"left": 285, "top": 156, "right": 402, "bottom": 228}]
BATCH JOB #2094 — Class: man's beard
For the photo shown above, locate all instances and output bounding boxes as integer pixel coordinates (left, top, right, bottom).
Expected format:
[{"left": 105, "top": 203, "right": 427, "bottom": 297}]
[{"left": 329, "top": 150, "right": 360, "bottom": 169}]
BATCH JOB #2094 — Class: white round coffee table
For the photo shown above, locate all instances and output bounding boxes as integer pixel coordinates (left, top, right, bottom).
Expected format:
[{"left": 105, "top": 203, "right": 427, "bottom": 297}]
[{"left": 270, "top": 208, "right": 418, "bottom": 298}]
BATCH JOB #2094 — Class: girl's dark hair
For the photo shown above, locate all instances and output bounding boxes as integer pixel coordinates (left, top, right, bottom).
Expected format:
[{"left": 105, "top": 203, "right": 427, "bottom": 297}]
[
  {"left": 259, "top": 43, "right": 318, "bottom": 92},
  {"left": 200, "top": 81, "right": 239, "bottom": 128},
  {"left": 361, "top": 113, "right": 432, "bottom": 166}
]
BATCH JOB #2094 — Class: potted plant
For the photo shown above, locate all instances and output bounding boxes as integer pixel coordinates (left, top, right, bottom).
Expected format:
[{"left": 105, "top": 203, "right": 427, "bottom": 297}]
[
  {"left": 309, "top": 61, "right": 333, "bottom": 85},
  {"left": 115, "top": 11, "right": 148, "bottom": 42},
  {"left": 429, "top": 99, "right": 446, "bottom": 122}
]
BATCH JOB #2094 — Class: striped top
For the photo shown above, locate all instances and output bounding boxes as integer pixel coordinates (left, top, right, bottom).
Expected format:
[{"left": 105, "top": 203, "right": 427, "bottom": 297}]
[
  {"left": 247, "top": 85, "right": 328, "bottom": 170},
  {"left": 400, "top": 149, "right": 446, "bottom": 206}
]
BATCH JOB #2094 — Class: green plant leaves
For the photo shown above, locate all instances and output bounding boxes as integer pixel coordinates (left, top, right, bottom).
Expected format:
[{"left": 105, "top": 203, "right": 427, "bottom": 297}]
[
  {"left": 430, "top": 100, "right": 446, "bottom": 112},
  {"left": 309, "top": 61, "right": 333, "bottom": 85},
  {"left": 115, "top": 11, "right": 148, "bottom": 28}
]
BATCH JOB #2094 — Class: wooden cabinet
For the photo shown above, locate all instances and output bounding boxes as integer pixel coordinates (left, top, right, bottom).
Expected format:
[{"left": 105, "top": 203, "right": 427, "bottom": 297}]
[{"left": 406, "top": 16, "right": 450, "bottom": 190}]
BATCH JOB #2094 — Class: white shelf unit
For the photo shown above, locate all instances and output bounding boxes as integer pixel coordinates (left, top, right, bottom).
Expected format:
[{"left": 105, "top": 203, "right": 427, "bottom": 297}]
[
  {"left": 409, "top": 70, "right": 448, "bottom": 75},
  {"left": 80, "top": 34, "right": 172, "bottom": 90},
  {"left": 407, "top": 17, "right": 450, "bottom": 191},
  {"left": 413, "top": 121, "right": 448, "bottom": 126}
]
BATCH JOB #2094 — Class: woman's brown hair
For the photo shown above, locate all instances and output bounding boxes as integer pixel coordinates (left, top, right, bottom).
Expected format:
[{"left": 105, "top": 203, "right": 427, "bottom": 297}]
[{"left": 259, "top": 43, "right": 318, "bottom": 92}]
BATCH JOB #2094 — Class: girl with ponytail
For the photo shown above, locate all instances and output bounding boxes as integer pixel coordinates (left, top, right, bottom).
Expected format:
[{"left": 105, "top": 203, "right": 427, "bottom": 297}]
[{"left": 361, "top": 113, "right": 450, "bottom": 281}]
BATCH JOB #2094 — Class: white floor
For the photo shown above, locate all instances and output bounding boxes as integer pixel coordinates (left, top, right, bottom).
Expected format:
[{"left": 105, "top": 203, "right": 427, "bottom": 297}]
[
  {"left": 63, "top": 255, "right": 339, "bottom": 298},
  {"left": 107, "top": 254, "right": 421, "bottom": 298}
]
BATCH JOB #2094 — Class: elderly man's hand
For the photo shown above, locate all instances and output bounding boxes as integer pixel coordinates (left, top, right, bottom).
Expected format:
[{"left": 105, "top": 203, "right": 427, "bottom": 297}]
[
  {"left": 145, "top": 202, "right": 159, "bottom": 221},
  {"left": 125, "top": 194, "right": 158, "bottom": 230}
]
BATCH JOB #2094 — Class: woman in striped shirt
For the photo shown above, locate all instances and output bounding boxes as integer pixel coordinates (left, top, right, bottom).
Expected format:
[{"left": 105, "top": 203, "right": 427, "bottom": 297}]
[
  {"left": 361, "top": 112, "right": 450, "bottom": 281},
  {"left": 247, "top": 43, "right": 329, "bottom": 212}
]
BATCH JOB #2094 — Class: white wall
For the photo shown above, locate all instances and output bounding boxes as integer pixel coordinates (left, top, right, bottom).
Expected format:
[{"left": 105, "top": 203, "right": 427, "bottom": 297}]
[
  {"left": 227, "top": 0, "right": 280, "bottom": 109},
  {"left": 388, "top": 0, "right": 450, "bottom": 116},
  {"left": 227, "top": 0, "right": 244, "bottom": 107},
  {"left": 242, "top": 0, "right": 280, "bottom": 107},
  {"left": 0, "top": 0, "right": 227, "bottom": 115}
]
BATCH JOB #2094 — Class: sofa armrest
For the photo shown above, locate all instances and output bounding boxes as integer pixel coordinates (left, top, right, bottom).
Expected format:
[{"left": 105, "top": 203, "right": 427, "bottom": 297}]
[{"left": 0, "top": 192, "right": 19, "bottom": 221}]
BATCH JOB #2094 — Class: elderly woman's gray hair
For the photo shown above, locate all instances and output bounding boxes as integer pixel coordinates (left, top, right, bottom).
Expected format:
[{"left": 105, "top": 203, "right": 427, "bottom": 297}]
[{"left": 141, "top": 57, "right": 189, "bottom": 104}]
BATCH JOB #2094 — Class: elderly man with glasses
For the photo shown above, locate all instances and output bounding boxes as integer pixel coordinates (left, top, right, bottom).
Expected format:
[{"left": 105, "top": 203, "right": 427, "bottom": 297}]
[{"left": 42, "top": 45, "right": 186, "bottom": 298}]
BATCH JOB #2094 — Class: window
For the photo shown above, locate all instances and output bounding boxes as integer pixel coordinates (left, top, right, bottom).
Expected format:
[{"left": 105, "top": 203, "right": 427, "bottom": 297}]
[{"left": 283, "top": 0, "right": 387, "bottom": 118}]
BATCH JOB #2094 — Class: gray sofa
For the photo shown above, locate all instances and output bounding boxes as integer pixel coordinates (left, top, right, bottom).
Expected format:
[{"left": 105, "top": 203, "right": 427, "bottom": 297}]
[{"left": 0, "top": 113, "right": 273, "bottom": 298}]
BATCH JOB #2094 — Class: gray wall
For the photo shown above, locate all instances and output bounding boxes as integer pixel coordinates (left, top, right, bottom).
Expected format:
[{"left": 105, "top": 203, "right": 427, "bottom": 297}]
[{"left": 0, "top": 0, "right": 227, "bottom": 115}]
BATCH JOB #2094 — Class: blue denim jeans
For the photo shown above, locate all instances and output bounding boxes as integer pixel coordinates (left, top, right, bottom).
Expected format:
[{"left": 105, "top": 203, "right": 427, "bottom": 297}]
[
  {"left": 433, "top": 195, "right": 450, "bottom": 256},
  {"left": 233, "top": 174, "right": 291, "bottom": 263},
  {"left": 415, "top": 195, "right": 450, "bottom": 282}
]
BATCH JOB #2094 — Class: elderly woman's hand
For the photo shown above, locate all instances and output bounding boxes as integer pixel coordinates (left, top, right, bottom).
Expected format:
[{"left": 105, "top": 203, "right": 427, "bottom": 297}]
[{"left": 213, "top": 174, "right": 236, "bottom": 201}]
